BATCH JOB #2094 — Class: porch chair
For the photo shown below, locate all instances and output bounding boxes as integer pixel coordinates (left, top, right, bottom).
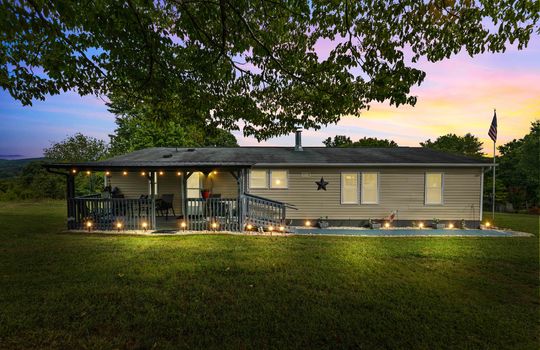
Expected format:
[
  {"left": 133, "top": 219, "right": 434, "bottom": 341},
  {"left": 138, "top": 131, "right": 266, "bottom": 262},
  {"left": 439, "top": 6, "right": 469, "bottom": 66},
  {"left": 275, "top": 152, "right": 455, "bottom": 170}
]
[{"left": 157, "top": 194, "right": 175, "bottom": 220}]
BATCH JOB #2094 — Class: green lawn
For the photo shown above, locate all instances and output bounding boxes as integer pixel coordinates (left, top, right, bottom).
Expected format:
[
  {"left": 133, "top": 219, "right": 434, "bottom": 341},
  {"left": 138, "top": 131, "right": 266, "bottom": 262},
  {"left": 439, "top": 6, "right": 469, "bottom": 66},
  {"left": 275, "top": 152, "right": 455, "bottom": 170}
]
[
  {"left": 0, "top": 201, "right": 538, "bottom": 349},
  {"left": 493, "top": 212, "right": 539, "bottom": 236}
]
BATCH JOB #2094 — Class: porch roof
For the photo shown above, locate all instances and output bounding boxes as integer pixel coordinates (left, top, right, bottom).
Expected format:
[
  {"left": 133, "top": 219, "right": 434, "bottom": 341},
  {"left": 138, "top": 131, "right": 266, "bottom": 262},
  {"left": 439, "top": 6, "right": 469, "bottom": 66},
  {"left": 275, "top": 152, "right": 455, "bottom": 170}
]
[{"left": 47, "top": 146, "right": 491, "bottom": 171}]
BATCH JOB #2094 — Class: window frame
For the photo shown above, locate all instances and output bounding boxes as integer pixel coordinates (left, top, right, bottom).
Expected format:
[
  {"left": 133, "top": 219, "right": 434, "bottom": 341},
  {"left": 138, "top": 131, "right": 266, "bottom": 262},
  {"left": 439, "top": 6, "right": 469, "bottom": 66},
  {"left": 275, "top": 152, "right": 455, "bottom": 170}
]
[
  {"left": 249, "top": 169, "right": 269, "bottom": 189},
  {"left": 361, "top": 172, "right": 380, "bottom": 205},
  {"left": 269, "top": 169, "right": 289, "bottom": 189},
  {"left": 340, "top": 172, "right": 359, "bottom": 204},
  {"left": 187, "top": 171, "right": 202, "bottom": 198},
  {"left": 424, "top": 172, "right": 444, "bottom": 205}
]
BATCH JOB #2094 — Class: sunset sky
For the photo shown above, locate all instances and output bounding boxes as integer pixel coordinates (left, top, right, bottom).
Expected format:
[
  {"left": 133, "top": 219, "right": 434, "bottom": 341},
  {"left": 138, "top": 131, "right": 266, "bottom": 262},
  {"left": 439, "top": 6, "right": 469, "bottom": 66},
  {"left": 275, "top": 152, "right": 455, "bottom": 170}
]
[{"left": 1, "top": 36, "right": 539, "bottom": 159}]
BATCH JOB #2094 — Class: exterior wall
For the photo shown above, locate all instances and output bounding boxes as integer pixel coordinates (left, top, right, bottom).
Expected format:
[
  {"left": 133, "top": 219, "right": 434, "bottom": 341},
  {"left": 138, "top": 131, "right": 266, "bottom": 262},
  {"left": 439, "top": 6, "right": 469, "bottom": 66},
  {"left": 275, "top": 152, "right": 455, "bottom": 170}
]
[
  {"left": 107, "top": 171, "right": 149, "bottom": 199},
  {"left": 249, "top": 167, "right": 482, "bottom": 222},
  {"left": 157, "top": 172, "right": 182, "bottom": 215},
  {"left": 210, "top": 171, "right": 239, "bottom": 198}
]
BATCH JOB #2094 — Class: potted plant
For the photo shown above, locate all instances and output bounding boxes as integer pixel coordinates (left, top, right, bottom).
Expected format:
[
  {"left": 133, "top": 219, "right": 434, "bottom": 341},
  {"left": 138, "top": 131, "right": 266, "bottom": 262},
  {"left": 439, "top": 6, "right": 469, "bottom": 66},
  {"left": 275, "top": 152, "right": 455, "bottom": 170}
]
[
  {"left": 201, "top": 175, "right": 214, "bottom": 199},
  {"left": 432, "top": 218, "right": 445, "bottom": 229},
  {"left": 317, "top": 216, "right": 329, "bottom": 229},
  {"left": 369, "top": 218, "right": 381, "bottom": 229}
]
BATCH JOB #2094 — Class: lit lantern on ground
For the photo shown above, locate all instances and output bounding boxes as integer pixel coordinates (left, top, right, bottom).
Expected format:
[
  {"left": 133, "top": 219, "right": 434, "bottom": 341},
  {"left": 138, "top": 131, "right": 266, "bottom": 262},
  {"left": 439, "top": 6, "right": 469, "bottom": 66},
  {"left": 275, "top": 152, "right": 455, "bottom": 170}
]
[
  {"left": 86, "top": 221, "right": 93, "bottom": 231},
  {"left": 268, "top": 225, "right": 274, "bottom": 232},
  {"left": 448, "top": 223, "right": 454, "bottom": 229},
  {"left": 279, "top": 226, "right": 285, "bottom": 232},
  {"left": 116, "top": 222, "right": 123, "bottom": 232},
  {"left": 384, "top": 222, "right": 390, "bottom": 228},
  {"left": 418, "top": 222, "right": 424, "bottom": 229},
  {"left": 211, "top": 222, "right": 218, "bottom": 231},
  {"left": 180, "top": 221, "right": 187, "bottom": 230},
  {"left": 305, "top": 220, "right": 311, "bottom": 227},
  {"left": 246, "top": 224, "right": 253, "bottom": 231},
  {"left": 142, "top": 222, "right": 148, "bottom": 232}
]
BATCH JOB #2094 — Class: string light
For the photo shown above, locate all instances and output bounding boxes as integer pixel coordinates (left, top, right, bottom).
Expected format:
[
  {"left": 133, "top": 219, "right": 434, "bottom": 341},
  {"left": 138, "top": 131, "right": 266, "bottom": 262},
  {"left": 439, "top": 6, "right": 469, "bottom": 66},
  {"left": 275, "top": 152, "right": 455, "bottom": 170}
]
[
  {"left": 177, "top": 171, "right": 182, "bottom": 176},
  {"left": 105, "top": 171, "right": 110, "bottom": 176},
  {"left": 159, "top": 171, "right": 164, "bottom": 176},
  {"left": 122, "top": 171, "right": 128, "bottom": 176},
  {"left": 141, "top": 171, "right": 146, "bottom": 176},
  {"left": 212, "top": 171, "right": 218, "bottom": 175},
  {"left": 86, "top": 171, "right": 91, "bottom": 175},
  {"left": 71, "top": 169, "right": 77, "bottom": 174}
]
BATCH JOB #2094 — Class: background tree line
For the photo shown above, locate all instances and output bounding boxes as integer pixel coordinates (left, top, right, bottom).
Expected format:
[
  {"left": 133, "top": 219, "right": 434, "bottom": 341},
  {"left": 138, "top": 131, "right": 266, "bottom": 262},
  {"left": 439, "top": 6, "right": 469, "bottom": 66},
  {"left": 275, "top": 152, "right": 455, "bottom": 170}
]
[{"left": 1, "top": 120, "right": 538, "bottom": 214}]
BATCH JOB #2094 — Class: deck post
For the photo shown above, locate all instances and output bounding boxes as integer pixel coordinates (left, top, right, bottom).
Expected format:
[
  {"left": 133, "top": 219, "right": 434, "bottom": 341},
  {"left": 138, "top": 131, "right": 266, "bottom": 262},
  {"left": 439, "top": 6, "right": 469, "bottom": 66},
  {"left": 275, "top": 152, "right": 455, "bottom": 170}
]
[
  {"left": 237, "top": 169, "right": 246, "bottom": 231},
  {"left": 149, "top": 172, "right": 156, "bottom": 229},
  {"left": 67, "top": 174, "right": 76, "bottom": 229}
]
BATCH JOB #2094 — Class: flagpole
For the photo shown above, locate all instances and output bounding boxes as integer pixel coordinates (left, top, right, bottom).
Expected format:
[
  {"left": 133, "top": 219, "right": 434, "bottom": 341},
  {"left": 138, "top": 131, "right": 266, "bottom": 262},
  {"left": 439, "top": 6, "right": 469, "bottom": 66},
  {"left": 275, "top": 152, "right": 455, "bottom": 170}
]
[{"left": 492, "top": 138, "right": 496, "bottom": 222}]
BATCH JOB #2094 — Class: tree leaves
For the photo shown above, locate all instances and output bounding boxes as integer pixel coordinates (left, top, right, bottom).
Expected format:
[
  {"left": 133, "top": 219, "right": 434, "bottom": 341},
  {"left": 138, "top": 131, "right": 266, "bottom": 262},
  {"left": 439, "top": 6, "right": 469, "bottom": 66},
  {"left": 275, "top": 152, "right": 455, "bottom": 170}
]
[{"left": 1, "top": 0, "right": 538, "bottom": 139}]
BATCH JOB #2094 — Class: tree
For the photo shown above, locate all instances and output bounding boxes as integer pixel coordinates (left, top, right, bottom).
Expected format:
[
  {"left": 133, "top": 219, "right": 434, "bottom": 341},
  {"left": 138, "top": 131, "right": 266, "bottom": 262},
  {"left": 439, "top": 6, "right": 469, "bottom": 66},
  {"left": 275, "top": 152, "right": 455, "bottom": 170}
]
[
  {"left": 108, "top": 114, "right": 238, "bottom": 157},
  {"left": 2, "top": 1, "right": 538, "bottom": 139},
  {"left": 324, "top": 136, "right": 398, "bottom": 148},
  {"left": 44, "top": 133, "right": 108, "bottom": 162},
  {"left": 420, "top": 133, "right": 483, "bottom": 157},
  {"left": 495, "top": 120, "right": 540, "bottom": 209}
]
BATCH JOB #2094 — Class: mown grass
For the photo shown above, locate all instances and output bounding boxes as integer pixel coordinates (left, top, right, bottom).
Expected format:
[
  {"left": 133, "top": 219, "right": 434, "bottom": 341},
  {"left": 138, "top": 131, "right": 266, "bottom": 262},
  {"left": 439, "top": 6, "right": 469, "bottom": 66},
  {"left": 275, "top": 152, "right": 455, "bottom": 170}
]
[
  {"left": 0, "top": 201, "right": 538, "bottom": 349},
  {"left": 493, "top": 212, "right": 539, "bottom": 236}
]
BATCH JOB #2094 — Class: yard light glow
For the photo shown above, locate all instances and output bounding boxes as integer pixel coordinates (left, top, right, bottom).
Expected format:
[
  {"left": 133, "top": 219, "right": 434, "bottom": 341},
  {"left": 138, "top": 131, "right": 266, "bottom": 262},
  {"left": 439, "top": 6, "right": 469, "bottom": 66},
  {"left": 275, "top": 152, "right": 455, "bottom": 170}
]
[
  {"left": 141, "top": 171, "right": 146, "bottom": 176},
  {"left": 485, "top": 222, "right": 491, "bottom": 228},
  {"left": 105, "top": 171, "right": 111, "bottom": 176},
  {"left": 246, "top": 224, "right": 253, "bottom": 230},
  {"left": 177, "top": 171, "right": 182, "bottom": 176},
  {"left": 305, "top": 220, "right": 311, "bottom": 227},
  {"left": 142, "top": 222, "right": 148, "bottom": 231},
  {"left": 211, "top": 222, "right": 218, "bottom": 230},
  {"left": 418, "top": 222, "right": 424, "bottom": 228},
  {"left": 213, "top": 171, "right": 218, "bottom": 175},
  {"left": 268, "top": 225, "right": 274, "bottom": 231},
  {"left": 384, "top": 222, "right": 390, "bottom": 228},
  {"left": 116, "top": 222, "right": 123, "bottom": 231},
  {"left": 86, "top": 221, "right": 93, "bottom": 231},
  {"left": 448, "top": 223, "right": 454, "bottom": 229},
  {"left": 71, "top": 169, "right": 77, "bottom": 174},
  {"left": 122, "top": 171, "right": 128, "bottom": 176},
  {"left": 86, "top": 170, "right": 91, "bottom": 175},
  {"left": 159, "top": 171, "right": 164, "bottom": 176},
  {"left": 180, "top": 221, "right": 187, "bottom": 229},
  {"left": 279, "top": 226, "right": 285, "bottom": 232}
]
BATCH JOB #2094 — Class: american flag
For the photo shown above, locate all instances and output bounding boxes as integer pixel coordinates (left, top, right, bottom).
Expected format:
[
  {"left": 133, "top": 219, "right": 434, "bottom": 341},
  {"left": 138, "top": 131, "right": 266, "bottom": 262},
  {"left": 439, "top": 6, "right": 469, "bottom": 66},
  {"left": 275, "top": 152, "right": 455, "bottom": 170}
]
[{"left": 488, "top": 110, "right": 497, "bottom": 142}]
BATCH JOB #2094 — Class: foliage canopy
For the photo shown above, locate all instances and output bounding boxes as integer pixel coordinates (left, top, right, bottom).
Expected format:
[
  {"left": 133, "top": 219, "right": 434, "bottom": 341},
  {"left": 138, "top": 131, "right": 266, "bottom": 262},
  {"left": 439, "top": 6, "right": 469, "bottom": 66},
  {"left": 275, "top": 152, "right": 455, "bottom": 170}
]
[{"left": 2, "top": 1, "right": 538, "bottom": 139}]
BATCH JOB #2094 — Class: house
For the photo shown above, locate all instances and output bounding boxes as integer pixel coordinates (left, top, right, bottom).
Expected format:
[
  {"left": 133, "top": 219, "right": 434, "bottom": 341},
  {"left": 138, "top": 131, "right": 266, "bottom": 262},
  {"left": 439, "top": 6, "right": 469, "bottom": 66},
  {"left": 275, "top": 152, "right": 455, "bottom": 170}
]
[{"left": 47, "top": 130, "right": 491, "bottom": 231}]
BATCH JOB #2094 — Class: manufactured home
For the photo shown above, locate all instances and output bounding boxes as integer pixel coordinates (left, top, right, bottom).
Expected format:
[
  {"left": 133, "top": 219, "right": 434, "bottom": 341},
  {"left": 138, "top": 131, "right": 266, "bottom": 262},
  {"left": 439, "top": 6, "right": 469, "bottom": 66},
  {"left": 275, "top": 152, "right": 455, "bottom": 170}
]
[{"left": 47, "top": 130, "right": 491, "bottom": 231}]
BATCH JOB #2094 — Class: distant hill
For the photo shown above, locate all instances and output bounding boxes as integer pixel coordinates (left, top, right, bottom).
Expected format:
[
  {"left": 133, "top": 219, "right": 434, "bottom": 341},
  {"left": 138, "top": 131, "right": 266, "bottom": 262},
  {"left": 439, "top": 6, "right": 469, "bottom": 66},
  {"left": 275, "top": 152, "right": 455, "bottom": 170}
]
[{"left": 0, "top": 158, "right": 44, "bottom": 179}]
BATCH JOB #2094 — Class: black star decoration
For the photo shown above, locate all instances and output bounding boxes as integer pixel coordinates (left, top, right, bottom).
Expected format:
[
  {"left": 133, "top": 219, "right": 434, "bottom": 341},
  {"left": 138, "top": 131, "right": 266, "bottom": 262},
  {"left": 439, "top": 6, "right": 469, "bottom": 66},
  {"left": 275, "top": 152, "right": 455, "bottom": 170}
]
[{"left": 315, "top": 177, "right": 329, "bottom": 191}]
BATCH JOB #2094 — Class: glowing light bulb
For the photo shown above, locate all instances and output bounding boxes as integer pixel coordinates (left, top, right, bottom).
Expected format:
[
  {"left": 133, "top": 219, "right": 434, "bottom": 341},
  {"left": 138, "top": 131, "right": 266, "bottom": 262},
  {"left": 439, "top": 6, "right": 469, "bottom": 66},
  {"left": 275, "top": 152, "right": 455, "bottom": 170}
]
[
  {"left": 116, "top": 222, "right": 123, "bottom": 229},
  {"left": 141, "top": 171, "right": 146, "bottom": 176},
  {"left": 246, "top": 224, "right": 253, "bottom": 230},
  {"left": 419, "top": 222, "right": 424, "bottom": 228},
  {"left": 268, "top": 226, "right": 274, "bottom": 231},
  {"left": 279, "top": 226, "right": 285, "bottom": 232},
  {"left": 177, "top": 172, "right": 181, "bottom": 176},
  {"left": 105, "top": 171, "right": 110, "bottom": 176},
  {"left": 485, "top": 222, "right": 491, "bottom": 228},
  {"left": 86, "top": 171, "right": 91, "bottom": 175},
  {"left": 142, "top": 222, "right": 148, "bottom": 229},
  {"left": 159, "top": 171, "right": 164, "bottom": 176},
  {"left": 122, "top": 171, "right": 128, "bottom": 176},
  {"left": 384, "top": 222, "right": 390, "bottom": 228},
  {"left": 180, "top": 221, "right": 187, "bottom": 228},
  {"left": 213, "top": 171, "right": 218, "bottom": 175},
  {"left": 86, "top": 221, "right": 92, "bottom": 228},
  {"left": 211, "top": 222, "right": 218, "bottom": 229},
  {"left": 305, "top": 220, "right": 311, "bottom": 227},
  {"left": 72, "top": 169, "right": 77, "bottom": 174},
  {"left": 448, "top": 223, "right": 454, "bottom": 229}
]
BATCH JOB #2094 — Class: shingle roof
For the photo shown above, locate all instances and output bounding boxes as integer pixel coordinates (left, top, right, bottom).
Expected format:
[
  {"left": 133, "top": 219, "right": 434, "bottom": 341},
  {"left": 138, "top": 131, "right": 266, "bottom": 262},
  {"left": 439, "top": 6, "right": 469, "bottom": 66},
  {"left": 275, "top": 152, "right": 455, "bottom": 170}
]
[{"left": 48, "top": 147, "right": 491, "bottom": 169}]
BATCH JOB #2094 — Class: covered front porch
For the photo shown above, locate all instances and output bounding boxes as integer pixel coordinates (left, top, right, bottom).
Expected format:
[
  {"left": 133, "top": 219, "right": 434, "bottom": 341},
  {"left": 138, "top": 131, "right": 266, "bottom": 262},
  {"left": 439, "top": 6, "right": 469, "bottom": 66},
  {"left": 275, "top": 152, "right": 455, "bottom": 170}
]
[{"left": 49, "top": 164, "right": 290, "bottom": 232}]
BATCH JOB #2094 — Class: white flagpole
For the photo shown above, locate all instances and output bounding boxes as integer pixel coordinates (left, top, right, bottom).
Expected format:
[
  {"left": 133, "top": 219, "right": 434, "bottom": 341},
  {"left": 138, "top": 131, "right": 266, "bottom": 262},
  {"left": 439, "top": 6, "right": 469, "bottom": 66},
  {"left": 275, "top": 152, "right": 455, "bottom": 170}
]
[{"left": 492, "top": 138, "right": 496, "bottom": 222}]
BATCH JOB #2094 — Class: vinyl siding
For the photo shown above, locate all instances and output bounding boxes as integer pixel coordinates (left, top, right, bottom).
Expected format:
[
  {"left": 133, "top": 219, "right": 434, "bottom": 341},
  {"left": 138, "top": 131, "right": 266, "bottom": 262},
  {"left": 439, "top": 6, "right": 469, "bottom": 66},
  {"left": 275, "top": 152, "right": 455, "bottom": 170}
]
[
  {"left": 107, "top": 172, "right": 149, "bottom": 199},
  {"left": 250, "top": 167, "right": 482, "bottom": 221},
  {"left": 210, "top": 171, "right": 238, "bottom": 198},
  {"left": 156, "top": 173, "right": 182, "bottom": 214}
]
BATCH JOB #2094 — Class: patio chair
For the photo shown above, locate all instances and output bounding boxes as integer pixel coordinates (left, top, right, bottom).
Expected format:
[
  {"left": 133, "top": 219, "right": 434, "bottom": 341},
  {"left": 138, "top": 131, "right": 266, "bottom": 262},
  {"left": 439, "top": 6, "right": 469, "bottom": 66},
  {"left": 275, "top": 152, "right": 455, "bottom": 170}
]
[{"left": 157, "top": 194, "right": 175, "bottom": 220}]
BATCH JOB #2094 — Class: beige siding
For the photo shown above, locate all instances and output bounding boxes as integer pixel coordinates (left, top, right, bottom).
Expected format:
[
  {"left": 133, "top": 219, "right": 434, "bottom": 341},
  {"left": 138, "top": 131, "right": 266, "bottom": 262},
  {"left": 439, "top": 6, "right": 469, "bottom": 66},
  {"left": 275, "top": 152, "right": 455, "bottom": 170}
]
[
  {"left": 108, "top": 171, "right": 149, "bottom": 199},
  {"left": 210, "top": 171, "right": 238, "bottom": 198},
  {"left": 250, "top": 167, "right": 482, "bottom": 221},
  {"left": 157, "top": 172, "right": 182, "bottom": 214}
]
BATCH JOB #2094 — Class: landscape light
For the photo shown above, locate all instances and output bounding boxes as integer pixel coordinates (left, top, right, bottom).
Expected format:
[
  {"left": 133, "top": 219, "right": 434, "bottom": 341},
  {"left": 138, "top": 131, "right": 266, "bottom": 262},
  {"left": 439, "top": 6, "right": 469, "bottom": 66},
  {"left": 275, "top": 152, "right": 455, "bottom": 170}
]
[
  {"left": 246, "top": 224, "right": 253, "bottom": 230},
  {"left": 122, "top": 171, "right": 128, "bottom": 176},
  {"left": 180, "top": 221, "right": 187, "bottom": 230},
  {"left": 305, "top": 220, "right": 311, "bottom": 227},
  {"left": 485, "top": 222, "right": 491, "bottom": 228},
  {"left": 86, "top": 221, "right": 93, "bottom": 231},
  {"left": 268, "top": 225, "right": 274, "bottom": 232},
  {"left": 418, "top": 222, "right": 424, "bottom": 229},
  {"left": 279, "top": 226, "right": 285, "bottom": 232},
  {"left": 448, "top": 223, "right": 454, "bottom": 229},
  {"left": 116, "top": 222, "right": 123, "bottom": 231},
  {"left": 211, "top": 222, "right": 218, "bottom": 230},
  {"left": 384, "top": 222, "right": 390, "bottom": 228},
  {"left": 142, "top": 222, "right": 148, "bottom": 231}
]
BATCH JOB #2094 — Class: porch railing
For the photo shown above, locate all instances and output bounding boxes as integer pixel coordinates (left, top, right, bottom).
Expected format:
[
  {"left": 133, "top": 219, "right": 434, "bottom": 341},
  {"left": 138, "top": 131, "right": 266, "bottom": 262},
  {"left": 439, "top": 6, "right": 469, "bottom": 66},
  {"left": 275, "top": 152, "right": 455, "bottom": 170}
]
[
  {"left": 186, "top": 198, "right": 239, "bottom": 231},
  {"left": 68, "top": 197, "right": 155, "bottom": 230},
  {"left": 241, "top": 194, "right": 295, "bottom": 230}
]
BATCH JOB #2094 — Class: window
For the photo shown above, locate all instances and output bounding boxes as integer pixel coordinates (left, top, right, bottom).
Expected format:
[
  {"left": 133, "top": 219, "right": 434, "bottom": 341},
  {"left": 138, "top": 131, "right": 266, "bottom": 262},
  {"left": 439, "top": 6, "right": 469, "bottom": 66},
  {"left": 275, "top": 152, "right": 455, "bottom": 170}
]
[
  {"left": 341, "top": 172, "right": 359, "bottom": 204},
  {"left": 425, "top": 173, "right": 443, "bottom": 205},
  {"left": 250, "top": 170, "right": 268, "bottom": 189},
  {"left": 361, "top": 172, "right": 379, "bottom": 204},
  {"left": 270, "top": 170, "right": 288, "bottom": 189},
  {"left": 187, "top": 172, "right": 201, "bottom": 198}
]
